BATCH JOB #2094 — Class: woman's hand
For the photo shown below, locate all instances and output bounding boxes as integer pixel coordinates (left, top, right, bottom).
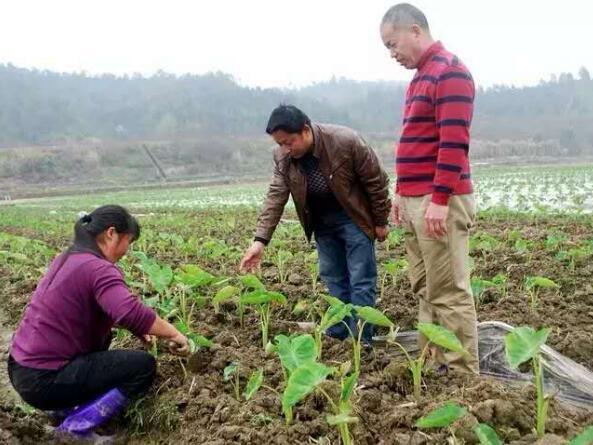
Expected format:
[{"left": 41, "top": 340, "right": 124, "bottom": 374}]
[
  {"left": 141, "top": 334, "right": 156, "bottom": 346},
  {"left": 147, "top": 316, "right": 190, "bottom": 356},
  {"left": 168, "top": 333, "right": 190, "bottom": 356}
]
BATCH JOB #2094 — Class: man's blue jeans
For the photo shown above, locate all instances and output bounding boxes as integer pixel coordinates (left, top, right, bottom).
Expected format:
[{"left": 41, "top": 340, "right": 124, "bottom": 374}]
[{"left": 314, "top": 210, "right": 377, "bottom": 344}]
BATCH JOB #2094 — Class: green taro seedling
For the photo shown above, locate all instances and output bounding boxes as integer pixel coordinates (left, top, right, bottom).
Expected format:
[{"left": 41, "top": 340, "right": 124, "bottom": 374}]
[
  {"left": 415, "top": 402, "right": 467, "bottom": 445},
  {"left": 243, "top": 369, "right": 264, "bottom": 401},
  {"left": 281, "top": 361, "right": 334, "bottom": 425},
  {"left": 384, "top": 227, "right": 405, "bottom": 253},
  {"left": 173, "top": 319, "right": 212, "bottom": 378},
  {"left": 321, "top": 296, "right": 396, "bottom": 373},
  {"left": 390, "top": 323, "right": 467, "bottom": 401},
  {"left": 174, "top": 264, "right": 216, "bottom": 327},
  {"left": 524, "top": 276, "right": 559, "bottom": 312},
  {"left": 314, "top": 296, "right": 354, "bottom": 360},
  {"left": 307, "top": 251, "right": 320, "bottom": 294},
  {"left": 471, "top": 277, "right": 496, "bottom": 305},
  {"left": 505, "top": 326, "right": 551, "bottom": 439},
  {"left": 223, "top": 362, "right": 241, "bottom": 400},
  {"left": 275, "top": 249, "right": 294, "bottom": 284},
  {"left": 380, "top": 258, "right": 408, "bottom": 299},
  {"left": 222, "top": 363, "right": 264, "bottom": 401},
  {"left": 174, "top": 320, "right": 213, "bottom": 354},
  {"left": 350, "top": 305, "right": 396, "bottom": 374},
  {"left": 491, "top": 273, "right": 509, "bottom": 299},
  {"left": 240, "top": 287, "right": 287, "bottom": 349},
  {"left": 322, "top": 370, "right": 359, "bottom": 445},
  {"left": 237, "top": 274, "right": 266, "bottom": 328}
]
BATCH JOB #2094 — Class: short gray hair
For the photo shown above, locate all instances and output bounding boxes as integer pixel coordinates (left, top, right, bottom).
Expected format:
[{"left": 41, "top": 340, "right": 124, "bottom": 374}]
[{"left": 381, "top": 3, "right": 429, "bottom": 31}]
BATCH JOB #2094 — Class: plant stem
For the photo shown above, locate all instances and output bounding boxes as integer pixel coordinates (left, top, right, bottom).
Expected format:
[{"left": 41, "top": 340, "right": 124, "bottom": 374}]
[
  {"left": 534, "top": 354, "right": 548, "bottom": 438},
  {"left": 261, "top": 305, "right": 270, "bottom": 349},
  {"left": 314, "top": 328, "right": 323, "bottom": 359},
  {"left": 234, "top": 373, "right": 241, "bottom": 400}
]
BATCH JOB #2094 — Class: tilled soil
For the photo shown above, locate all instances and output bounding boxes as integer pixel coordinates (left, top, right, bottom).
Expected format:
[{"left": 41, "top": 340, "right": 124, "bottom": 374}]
[{"left": 1, "top": 211, "right": 593, "bottom": 444}]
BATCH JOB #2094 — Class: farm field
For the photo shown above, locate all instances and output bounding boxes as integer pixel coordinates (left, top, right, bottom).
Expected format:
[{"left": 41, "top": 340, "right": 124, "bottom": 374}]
[{"left": 1, "top": 163, "right": 593, "bottom": 444}]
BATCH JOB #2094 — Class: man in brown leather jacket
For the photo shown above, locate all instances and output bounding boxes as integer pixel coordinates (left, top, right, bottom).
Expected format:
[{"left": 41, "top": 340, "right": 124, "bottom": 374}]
[{"left": 240, "top": 105, "right": 391, "bottom": 343}]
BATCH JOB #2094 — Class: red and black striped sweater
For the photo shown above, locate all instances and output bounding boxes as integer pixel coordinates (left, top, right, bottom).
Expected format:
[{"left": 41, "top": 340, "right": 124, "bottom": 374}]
[{"left": 396, "top": 41, "right": 474, "bottom": 205}]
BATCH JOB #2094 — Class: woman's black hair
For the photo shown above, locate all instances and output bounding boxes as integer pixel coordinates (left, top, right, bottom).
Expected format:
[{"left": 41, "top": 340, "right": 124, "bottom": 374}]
[{"left": 46, "top": 205, "right": 140, "bottom": 286}]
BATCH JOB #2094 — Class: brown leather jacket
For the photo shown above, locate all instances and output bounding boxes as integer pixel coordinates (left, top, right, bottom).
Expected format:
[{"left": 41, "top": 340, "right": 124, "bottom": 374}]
[{"left": 255, "top": 123, "right": 391, "bottom": 242}]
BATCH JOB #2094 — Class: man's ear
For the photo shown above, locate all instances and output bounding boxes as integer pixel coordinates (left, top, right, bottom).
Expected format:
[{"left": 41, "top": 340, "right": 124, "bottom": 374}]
[{"left": 411, "top": 24, "right": 423, "bottom": 38}]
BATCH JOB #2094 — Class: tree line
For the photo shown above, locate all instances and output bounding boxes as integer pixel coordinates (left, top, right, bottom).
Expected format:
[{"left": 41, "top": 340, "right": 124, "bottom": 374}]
[{"left": 1, "top": 64, "right": 592, "bottom": 153}]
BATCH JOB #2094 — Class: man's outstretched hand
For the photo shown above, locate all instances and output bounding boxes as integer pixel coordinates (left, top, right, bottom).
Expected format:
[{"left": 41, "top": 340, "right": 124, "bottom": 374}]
[{"left": 239, "top": 241, "right": 265, "bottom": 272}]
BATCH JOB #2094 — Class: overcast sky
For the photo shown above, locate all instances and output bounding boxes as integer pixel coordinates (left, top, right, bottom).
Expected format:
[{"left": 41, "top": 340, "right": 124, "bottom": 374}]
[{"left": 1, "top": 0, "right": 591, "bottom": 88}]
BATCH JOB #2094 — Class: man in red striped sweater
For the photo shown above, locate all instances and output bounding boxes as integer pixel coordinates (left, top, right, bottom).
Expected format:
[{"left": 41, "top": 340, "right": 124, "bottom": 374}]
[{"left": 380, "top": 3, "right": 479, "bottom": 374}]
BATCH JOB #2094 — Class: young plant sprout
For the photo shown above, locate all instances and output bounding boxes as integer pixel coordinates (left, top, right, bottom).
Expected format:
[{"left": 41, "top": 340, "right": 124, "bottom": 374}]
[
  {"left": 390, "top": 323, "right": 467, "bottom": 401},
  {"left": 471, "top": 277, "right": 496, "bottom": 305},
  {"left": 505, "top": 326, "right": 551, "bottom": 439},
  {"left": 281, "top": 361, "right": 334, "bottom": 425},
  {"left": 415, "top": 402, "right": 467, "bottom": 444},
  {"left": 314, "top": 297, "right": 354, "bottom": 360},
  {"left": 243, "top": 369, "right": 264, "bottom": 401},
  {"left": 524, "top": 276, "right": 559, "bottom": 312},
  {"left": 274, "top": 249, "right": 293, "bottom": 284},
  {"left": 240, "top": 288, "right": 287, "bottom": 349},
  {"left": 223, "top": 362, "right": 241, "bottom": 400},
  {"left": 322, "top": 370, "right": 360, "bottom": 445},
  {"left": 350, "top": 306, "right": 395, "bottom": 374},
  {"left": 379, "top": 258, "right": 408, "bottom": 299}
]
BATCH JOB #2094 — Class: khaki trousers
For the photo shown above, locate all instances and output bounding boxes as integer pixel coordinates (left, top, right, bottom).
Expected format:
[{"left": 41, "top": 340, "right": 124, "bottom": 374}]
[{"left": 400, "top": 194, "right": 479, "bottom": 374}]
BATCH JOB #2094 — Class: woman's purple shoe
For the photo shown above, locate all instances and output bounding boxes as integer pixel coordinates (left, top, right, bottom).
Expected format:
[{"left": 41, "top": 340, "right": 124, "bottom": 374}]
[{"left": 55, "top": 388, "right": 127, "bottom": 440}]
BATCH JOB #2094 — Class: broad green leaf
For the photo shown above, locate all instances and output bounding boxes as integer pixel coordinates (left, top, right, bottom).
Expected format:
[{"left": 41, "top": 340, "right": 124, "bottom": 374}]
[
  {"left": 319, "top": 303, "right": 353, "bottom": 332},
  {"left": 240, "top": 290, "right": 272, "bottom": 305},
  {"left": 525, "top": 276, "right": 559, "bottom": 290},
  {"left": 415, "top": 402, "right": 467, "bottom": 428},
  {"left": 243, "top": 369, "right": 264, "bottom": 401},
  {"left": 240, "top": 274, "right": 265, "bottom": 290},
  {"left": 354, "top": 306, "right": 395, "bottom": 328},
  {"left": 148, "top": 264, "right": 173, "bottom": 294},
  {"left": 505, "top": 326, "right": 550, "bottom": 368},
  {"left": 275, "top": 334, "right": 317, "bottom": 375},
  {"left": 223, "top": 362, "right": 238, "bottom": 381},
  {"left": 267, "top": 291, "right": 287, "bottom": 305},
  {"left": 188, "top": 333, "right": 213, "bottom": 349},
  {"left": 281, "top": 362, "right": 334, "bottom": 413},
  {"left": 569, "top": 425, "right": 593, "bottom": 445},
  {"left": 326, "top": 413, "right": 359, "bottom": 425},
  {"left": 417, "top": 323, "right": 466, "bottom": 353},
  {"left": 340, "top": 372, "right": 359, "bottom": 403},
  {"left": 474, "top": 423, "right": 502, "bottom": 445},
  {"left": 471, "top": 277, "right": 496, "bottom": 297},
  {"left": 321, "top": 294, "right": 345, "bottom": 308},
  {"left": 176, "top": 264, "right": 214, "bottom": 288},
  {"left": 212, "top": 285, "right": 240, "bottom": 313}
]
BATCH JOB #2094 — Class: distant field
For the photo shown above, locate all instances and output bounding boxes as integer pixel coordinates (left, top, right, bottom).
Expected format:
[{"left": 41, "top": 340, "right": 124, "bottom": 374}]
[{"left": 3, "top": 163, "right": 593, "bottom": 215}]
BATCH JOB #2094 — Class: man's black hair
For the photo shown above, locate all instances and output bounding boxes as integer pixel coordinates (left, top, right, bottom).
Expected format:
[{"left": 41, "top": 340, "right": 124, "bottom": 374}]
[{"left": 265, "top": 105, "right": 311, "bottom": 135}]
